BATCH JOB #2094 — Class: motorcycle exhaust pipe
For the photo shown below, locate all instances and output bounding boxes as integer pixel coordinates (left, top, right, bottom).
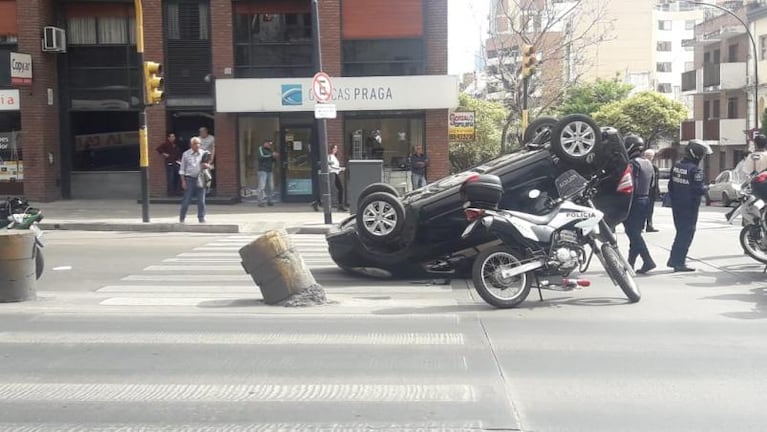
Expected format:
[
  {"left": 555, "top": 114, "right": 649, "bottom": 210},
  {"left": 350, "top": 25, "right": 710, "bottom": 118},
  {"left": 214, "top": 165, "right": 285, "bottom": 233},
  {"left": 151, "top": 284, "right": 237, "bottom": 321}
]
[{"left": 500, "top": 260, "right": 545, "bottom": 278}]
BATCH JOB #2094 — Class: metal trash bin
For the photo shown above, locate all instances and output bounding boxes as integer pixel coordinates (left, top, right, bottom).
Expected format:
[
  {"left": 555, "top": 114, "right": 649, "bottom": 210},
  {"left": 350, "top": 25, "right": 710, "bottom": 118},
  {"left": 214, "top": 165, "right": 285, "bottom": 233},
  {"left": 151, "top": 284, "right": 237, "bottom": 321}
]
[
  {"left": 347, "top": 159, "right": 383, "bottom": 212},
  {"left": 0, "top": 231, "right": 37, "bottom": 302}
]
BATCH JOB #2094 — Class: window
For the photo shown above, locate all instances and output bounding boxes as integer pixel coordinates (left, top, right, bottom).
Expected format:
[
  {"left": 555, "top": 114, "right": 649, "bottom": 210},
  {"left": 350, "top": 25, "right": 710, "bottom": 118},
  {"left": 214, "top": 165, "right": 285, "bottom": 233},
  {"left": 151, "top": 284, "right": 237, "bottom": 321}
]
[
  {"left": 657, "top": 83, "right": 672, "bottom": 93},
  {"left": 704, "top": 100, "right": 711, "bottom": 119},
  {"left": 233, "top": 12, "right": 313, "bottom": 78},
  {"left": 761, "top": 35, "right": 767, "bottom": 60},
  {"left": 728, "top": 44, "right": 738, "bottom": 62},
  {"left": 657, "top": 41, "right": 672, "bottom": 51},
  {"left": 658, "top": 20, "right": 672, "bottom": 30},
  {"left": 685, "top": 61, "right": 695, "bottom": 71},
  {"left": 713, "top": 100, "right": 721, "bottom": 118},
  {"left": 344, "top": 115, "right": 424, "bottom": 171},
  {"left": 682, "top": 39, "right": 695, "bottom": 51},
  {"left": 165, "top": 2, "right": 209, "bottom": 40},
  {"left": 67, "top": 16, "right": 136, "bottom": 45},
  {"left": 0, "top": 113, "right": 22, "bottom": 185},
  {"left": 728, "top": 97, "right": 738, "bottom": 119},
  {"left": 71, "top": 111, "right": 140, "bottom": 172},
  {"left": 164, "top": 0, "right": 212, "bottom": 96},
  {"left": 685, "top": 19, "right": 696, "bottom": 30},
  {"left": 656, "top": 62, "right": 672, "bottom": 73},
  {"left": 343, "top": 39, "right": 425, "bottom": 77}
]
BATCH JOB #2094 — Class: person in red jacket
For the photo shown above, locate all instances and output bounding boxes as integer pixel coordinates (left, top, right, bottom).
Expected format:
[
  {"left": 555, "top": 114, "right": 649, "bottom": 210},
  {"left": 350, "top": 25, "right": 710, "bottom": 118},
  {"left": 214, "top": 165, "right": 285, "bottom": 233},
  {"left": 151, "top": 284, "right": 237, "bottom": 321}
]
[{"left": 156, "top": 132, "right": 182, "bottom": 196}]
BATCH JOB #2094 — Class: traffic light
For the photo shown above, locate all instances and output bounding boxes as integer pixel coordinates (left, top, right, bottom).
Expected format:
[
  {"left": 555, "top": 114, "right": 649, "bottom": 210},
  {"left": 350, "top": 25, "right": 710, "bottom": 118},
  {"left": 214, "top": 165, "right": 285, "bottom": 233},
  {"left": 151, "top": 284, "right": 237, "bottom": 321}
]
[
  {"left": 521, "top": 44, "right": 537, "bottom": 78},
  {"left": 143, "top": 61, "right": 164, "bottom": 105}
]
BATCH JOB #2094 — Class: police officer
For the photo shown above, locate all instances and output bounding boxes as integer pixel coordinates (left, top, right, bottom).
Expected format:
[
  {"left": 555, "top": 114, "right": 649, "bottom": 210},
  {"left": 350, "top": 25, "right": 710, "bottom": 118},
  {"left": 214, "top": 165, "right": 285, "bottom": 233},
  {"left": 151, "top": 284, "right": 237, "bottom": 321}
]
[
  {"left": 667, "top": 139, "right": 713, "bottom": 272},
  {"left": 623, "top": 135, "right": 656, "bottom": 274},
  {"left": 743, "top": 134, "right": 767, "bottom": 176}
]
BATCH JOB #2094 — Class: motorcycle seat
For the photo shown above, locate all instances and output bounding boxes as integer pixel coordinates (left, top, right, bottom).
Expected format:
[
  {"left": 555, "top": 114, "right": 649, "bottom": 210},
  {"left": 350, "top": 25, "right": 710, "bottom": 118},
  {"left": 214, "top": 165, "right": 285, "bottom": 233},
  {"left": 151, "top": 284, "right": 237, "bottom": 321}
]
[{"left": 502, "top": 207, "right": 560, "bottom": 225}]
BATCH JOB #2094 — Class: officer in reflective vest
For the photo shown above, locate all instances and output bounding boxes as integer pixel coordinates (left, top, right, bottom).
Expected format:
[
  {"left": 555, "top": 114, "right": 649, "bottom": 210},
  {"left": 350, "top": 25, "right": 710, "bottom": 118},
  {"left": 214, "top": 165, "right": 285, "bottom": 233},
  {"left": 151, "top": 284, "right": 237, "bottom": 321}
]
[{"left": 667, "top": 139, "right": 713, "bottom": 272}]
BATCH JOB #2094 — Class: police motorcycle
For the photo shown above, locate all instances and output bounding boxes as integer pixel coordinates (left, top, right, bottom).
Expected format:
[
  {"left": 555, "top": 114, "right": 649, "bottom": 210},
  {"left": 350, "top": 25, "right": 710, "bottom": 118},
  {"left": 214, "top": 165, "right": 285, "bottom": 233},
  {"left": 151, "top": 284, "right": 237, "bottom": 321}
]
[
  {"left": 725, "top": 172, "right": 767, "bottom": 265},
  {"left": 460, "top": 169, "right": 640, "bottom": 309},
  {"left": 1, "top": 197, "right": 45, "bottom": 279}
]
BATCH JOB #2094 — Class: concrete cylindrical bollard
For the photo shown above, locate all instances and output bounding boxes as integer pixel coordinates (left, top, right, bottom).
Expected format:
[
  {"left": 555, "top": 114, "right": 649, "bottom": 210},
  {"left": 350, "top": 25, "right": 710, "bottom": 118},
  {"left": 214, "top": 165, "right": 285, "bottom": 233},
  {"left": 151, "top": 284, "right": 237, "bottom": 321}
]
[{"left": 0, "top": 230, "right": 37, "bottom": 302}]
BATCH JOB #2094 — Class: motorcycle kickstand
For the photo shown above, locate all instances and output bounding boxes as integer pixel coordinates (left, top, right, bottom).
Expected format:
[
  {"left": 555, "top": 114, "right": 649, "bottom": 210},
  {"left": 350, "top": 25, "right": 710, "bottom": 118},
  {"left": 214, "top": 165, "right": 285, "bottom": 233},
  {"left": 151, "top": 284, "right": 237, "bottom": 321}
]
[{"left": 534, "top": 274, "right": 544, "bottom": 301}]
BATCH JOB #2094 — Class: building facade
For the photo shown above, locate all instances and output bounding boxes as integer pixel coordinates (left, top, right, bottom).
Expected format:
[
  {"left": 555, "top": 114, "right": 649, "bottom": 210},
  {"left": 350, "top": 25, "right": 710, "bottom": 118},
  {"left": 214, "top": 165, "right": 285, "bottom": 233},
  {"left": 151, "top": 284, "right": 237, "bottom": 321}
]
[
  {"left": 0, "top": 0, "right": 454, "bottom": 202},
  {"left": 681, "top": 2, "right": 755, "bottom": 182}
]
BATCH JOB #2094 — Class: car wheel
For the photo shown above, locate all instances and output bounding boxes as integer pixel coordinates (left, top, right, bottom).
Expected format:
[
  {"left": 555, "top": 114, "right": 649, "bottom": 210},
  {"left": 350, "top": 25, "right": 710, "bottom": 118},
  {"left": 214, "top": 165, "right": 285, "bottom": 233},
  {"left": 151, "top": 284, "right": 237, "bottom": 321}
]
[
  {"left": 356, "top": 183, "right": 400, "bottom": 211},
  {"left": 356, "top": 192, "right": 406, "bottom": 244},
  {"left": 705, "top": 192, "right": 712, "bottom": 206},
  {"left": 523, "top": 116, "right": 558, "bottom": 145},
  {"left": 551, "top": 114, "right": 601, "bottom": 164}
]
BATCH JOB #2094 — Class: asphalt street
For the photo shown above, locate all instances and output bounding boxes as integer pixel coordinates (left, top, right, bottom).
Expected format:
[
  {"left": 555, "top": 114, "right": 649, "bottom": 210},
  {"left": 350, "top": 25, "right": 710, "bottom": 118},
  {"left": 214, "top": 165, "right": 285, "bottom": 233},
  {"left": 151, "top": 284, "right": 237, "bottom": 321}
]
[{"left": 0, "top": 205, "right": 764, "bottom": 431}]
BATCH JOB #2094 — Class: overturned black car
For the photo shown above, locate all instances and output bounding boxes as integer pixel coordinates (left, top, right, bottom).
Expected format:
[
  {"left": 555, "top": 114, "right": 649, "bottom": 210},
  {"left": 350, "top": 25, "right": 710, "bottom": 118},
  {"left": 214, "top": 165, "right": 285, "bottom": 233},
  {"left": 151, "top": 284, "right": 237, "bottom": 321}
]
[{"left": 326, "top": 114, "right": 634, "bottom": 278}]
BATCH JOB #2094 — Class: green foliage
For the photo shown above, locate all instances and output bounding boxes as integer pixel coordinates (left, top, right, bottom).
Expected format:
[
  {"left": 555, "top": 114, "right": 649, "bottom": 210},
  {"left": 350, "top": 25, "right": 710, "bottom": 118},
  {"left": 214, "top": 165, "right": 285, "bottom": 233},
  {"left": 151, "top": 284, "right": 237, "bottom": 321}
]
[
  {"left": 558, "top": 76, "right": 634, "bottom": 116},
  {"left": 592, "top": 91, "right": 688, "bottom": 145},
  {"left": 449, "top": 94, "right": 508, "bottom": 173},
  {"left": 761, "top": 109, "right": 767, "bottom": 137}
]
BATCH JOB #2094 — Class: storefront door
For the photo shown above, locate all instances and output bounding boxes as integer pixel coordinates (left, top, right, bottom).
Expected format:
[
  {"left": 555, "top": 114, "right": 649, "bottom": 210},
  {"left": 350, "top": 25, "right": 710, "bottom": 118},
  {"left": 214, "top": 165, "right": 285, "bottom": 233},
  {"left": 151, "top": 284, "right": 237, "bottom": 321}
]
[{"left": 280, "top": 126, "right": 314, "bottom": 202}]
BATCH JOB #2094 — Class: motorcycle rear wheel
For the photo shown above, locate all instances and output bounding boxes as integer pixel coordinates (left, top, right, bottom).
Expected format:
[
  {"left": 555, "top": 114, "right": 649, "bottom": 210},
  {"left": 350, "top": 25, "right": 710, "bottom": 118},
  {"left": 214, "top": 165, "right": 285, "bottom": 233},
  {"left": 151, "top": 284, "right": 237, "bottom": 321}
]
[
  {"left": 471, "top": 246, "right": 531, "bottom": 309},
  {"left": 601, "top": 244, "right": 640, "bottom": 303},
  {"left": 740, "top": 224, "right": 767, "bottom": 264}
]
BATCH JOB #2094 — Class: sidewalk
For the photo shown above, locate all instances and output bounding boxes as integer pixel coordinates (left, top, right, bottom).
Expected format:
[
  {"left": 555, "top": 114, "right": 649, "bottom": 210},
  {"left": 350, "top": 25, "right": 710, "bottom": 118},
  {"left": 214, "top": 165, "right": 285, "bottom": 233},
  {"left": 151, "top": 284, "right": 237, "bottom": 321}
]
[{"left": 35, "top": 200, "right": 342, "bottom": 234}]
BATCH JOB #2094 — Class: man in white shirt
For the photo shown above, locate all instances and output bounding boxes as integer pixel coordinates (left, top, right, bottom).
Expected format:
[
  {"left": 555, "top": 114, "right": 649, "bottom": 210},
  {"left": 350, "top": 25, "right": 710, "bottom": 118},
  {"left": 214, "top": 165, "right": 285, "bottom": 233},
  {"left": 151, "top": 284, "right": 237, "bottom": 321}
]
[
  {"left": 744, "top": 134, "right": 767, "bottom": 176},
  {"left": 199, "top": 127, "right": 216, "bottom": 194},
  {"left": 178, "top": 137, "right": 211, "bottom": 223}
]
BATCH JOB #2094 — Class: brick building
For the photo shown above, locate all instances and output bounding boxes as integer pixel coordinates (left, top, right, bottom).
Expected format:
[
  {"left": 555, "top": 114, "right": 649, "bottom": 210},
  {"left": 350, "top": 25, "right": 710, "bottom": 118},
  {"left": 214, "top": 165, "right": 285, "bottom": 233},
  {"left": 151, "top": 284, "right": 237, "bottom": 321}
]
[{"left": 0, "top": 0, "right": 455, "bottom": 202}]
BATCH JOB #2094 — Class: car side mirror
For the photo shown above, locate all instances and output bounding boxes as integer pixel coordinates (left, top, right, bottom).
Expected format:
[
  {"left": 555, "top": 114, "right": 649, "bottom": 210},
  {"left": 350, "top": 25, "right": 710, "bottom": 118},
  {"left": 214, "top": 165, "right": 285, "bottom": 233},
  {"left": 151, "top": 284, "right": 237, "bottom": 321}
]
[{"left": 528, "top": 189, "right": 541, "bottom": 199}]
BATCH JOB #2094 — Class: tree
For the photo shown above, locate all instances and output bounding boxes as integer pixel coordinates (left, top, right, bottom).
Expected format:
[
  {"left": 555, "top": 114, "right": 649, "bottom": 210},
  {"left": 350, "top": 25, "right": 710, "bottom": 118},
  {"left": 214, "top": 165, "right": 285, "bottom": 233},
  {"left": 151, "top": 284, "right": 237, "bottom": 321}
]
[
  {"left": 592, "top": 91, "right": 688, "bottom": 145},
  {"left": 558, "top": 76, "right": 634, "bottom": 116},
  {"left": 449, "top": 93, "right": 508, "bottom": 173},
  {"left": 484, "top": 0, "right": 614, "bottom": 151},
  {"left": 760, "top": 108, "right": 767, "bottom": 137}
]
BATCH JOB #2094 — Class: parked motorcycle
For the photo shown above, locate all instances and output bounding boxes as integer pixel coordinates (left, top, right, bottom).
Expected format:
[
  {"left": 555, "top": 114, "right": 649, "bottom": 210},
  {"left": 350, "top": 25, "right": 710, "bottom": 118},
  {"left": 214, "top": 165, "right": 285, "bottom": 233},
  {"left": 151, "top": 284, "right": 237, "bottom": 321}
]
[
  {"left": 460, "top": 169, "right": 640, "bottom": 308},
  {"left": 725, "top": 173, "right": 767, "bottom": 265},
  {"left": 1, "top": 197, "right": 45, "bottom": 279}
]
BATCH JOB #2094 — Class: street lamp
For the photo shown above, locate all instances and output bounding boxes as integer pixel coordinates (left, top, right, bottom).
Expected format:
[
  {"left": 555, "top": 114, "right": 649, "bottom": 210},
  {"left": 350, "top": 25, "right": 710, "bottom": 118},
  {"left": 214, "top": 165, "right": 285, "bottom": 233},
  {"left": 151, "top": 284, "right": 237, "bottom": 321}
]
[{"left": 688, "top": 1, "right": 760, "bottom": 134}]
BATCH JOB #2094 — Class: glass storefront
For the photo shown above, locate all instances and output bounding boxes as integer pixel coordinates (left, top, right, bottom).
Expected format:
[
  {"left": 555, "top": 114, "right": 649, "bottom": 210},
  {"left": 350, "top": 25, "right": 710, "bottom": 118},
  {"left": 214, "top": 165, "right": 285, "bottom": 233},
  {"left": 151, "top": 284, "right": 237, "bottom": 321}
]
[
  {"left": 0, "top": 111, "right": 22, "bottom": 194},
  {"left": 71, "top": 111, "right": 139, "bottom": 171},
  {"left": 239, "top": 116, "right": 281, "bottom": 201},
  {"left": 344, "top": 113, "right": 424, "bottom": 195}
]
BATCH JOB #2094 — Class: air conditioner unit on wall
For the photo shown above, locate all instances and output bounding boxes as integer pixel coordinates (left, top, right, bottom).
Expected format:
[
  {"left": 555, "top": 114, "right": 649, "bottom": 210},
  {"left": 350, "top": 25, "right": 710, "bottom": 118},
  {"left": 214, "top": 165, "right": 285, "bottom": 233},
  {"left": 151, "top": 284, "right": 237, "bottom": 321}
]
[{"left": 42, "top": 26, "right": 66, "bottom": 53}]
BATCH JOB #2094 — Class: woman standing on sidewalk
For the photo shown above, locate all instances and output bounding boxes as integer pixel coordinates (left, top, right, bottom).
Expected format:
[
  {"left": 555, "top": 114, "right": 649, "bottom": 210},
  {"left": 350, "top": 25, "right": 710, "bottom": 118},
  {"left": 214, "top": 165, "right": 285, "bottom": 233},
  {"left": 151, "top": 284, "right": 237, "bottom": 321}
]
[{"left": 312, "top": 144, "right": 346, "bottom": 212}]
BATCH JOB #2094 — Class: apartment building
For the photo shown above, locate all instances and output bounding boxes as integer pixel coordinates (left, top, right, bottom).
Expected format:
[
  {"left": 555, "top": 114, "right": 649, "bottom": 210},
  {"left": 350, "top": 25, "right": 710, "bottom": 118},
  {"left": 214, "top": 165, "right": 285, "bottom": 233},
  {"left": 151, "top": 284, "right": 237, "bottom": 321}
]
[
  {"left": 0, "top": 0, "right": 454, "bottom": 202},
  {"left": 680, "top": 2, "right": 755, "bottom": 181}
]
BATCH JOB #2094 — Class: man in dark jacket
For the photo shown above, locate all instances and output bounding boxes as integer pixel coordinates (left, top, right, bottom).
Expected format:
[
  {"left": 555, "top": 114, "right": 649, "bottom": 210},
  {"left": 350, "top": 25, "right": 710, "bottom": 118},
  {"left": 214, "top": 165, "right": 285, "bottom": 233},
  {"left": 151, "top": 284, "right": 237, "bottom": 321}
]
[
  {"left": 643, "top": 149, "right": 660, "bottom": 232},
  {"left": 667, "top": 139, "right": 712, "bottom": 272},
  {"left": 409, "top": 145, "right": 429, "bottom": 190},
  {"left": 256, "top": 139, "right": 279, "bottom": 207},
  {"left": 156, "top": 132, "right": 182, "bottom": 196},
  {"left": 623, "top": 135, "right": 656, "bottom": 274}
]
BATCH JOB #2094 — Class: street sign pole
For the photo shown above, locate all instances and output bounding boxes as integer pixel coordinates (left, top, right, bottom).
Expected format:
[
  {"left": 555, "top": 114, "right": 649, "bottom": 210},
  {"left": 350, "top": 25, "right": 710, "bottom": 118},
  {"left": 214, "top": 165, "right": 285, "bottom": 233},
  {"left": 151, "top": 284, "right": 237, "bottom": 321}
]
[
  {"left": 134, "top": 0, "right": 150, "bottom": 222},
  {"left": 312, "top": 0, "right": 332, "bottom": 225}
]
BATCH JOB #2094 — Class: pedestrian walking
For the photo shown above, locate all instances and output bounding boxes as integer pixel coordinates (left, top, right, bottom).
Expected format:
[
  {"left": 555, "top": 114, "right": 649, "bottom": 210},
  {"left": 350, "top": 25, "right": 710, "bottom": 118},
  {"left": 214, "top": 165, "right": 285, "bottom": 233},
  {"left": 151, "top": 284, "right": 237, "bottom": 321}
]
[
  {"left": 312, "top": 144, "right": 347, "bottom": 212},
  {"left": 409, "top": 145, "right": 429, "bottom": 190},
  {"left": 743, "top": 134, "right": 767, "bottom": 176},
  {"left": 623, "top": 135, "right": 656, "bottom": 274},
  {"left": 256, "top": 139, "right": 278, "bottom": 207},
  {"left": 178, "top": 137, "right": 211, "bottom": 223},
  {"left": 156, "top": 132, "right": 182, "bottom": 196},
  {"left": 667, "top": 139, "right": 712, "bottom": 272},
  {"left": 643, "top": 149, "right": 660, "bottom": 232}
]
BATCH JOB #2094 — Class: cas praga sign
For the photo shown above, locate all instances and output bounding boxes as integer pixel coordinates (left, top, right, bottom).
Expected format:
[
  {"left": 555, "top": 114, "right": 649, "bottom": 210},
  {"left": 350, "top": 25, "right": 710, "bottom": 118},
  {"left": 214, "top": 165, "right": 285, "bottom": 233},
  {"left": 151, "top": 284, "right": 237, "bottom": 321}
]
[{"left": 217, "top": 75, "right": 459, "bottom": 113}]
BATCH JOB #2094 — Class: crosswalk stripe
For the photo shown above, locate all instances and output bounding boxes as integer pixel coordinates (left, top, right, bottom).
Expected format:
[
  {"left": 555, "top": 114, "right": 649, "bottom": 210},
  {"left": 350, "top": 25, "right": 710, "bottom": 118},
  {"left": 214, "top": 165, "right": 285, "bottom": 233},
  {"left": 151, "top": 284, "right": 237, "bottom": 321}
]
[
  {"left": 163, "top": 258, "right": 241, "bottom": 263},
  {"left": 0, "top": 383, "right": 476, "bottom": 403},
  {"left": 0, "top": 332, "right": 465, "bottom": 346},
  {"left": 100, "top": 297, "right": 460, "bottom": 307},
  {"left": 97, "top": 285, "right": 258, "bottom": 293},
  {"left": 143, "top": 265, "right": 244, "bottom": 272},
  {"left": 0, "top": 422, "right": 484, "bottom": 432},
  {"left": 122, "top": 275, "right": 252, "bottom": 282}
]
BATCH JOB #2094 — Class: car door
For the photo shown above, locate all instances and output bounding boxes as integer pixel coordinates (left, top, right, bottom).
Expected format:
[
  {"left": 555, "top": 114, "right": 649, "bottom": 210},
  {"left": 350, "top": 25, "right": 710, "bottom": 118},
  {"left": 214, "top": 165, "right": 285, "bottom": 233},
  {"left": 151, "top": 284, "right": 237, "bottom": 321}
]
[{"left": 709, "top": 171, "right": 729, "bottom": 199}]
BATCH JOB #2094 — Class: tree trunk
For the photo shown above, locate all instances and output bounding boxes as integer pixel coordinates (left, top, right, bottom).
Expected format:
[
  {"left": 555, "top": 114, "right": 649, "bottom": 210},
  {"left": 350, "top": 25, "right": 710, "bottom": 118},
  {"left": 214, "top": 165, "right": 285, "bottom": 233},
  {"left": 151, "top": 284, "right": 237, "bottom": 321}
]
[{"left": 239, "top": 229, "right": 327, "bottom": 306}]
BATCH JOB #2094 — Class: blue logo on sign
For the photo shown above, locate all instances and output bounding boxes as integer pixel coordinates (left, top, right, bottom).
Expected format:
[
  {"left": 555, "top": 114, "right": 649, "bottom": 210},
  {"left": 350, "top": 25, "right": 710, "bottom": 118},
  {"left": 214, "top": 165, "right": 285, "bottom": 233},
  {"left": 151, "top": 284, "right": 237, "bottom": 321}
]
[{"left": 281, "top": 84, "right": 303, "bottom": 106}]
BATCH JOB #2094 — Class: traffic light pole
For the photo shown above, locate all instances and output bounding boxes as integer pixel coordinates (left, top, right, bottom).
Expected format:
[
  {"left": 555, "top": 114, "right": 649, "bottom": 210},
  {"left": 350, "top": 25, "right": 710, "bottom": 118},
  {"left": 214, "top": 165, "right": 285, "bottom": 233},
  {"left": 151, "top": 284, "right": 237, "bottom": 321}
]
[
  {"left": 312, "top": 0, "right": 332, "bottom": 225},
  {"left": 135, "top": 0, "right": 150, "bottom": 222},
  {"left": 521, "top": 75, "right": 529, "bottom": 134}
]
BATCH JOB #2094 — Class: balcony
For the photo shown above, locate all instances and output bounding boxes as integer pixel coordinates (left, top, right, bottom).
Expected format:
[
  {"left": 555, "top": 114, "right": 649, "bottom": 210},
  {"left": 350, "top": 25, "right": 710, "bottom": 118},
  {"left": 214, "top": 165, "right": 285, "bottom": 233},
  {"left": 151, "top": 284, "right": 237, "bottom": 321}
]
[
  {"left": 680, "top": 119, "right": 696, "bottom": 141},
  {"left": 681, "top": 70, "right": 697, "bottom": 93},
  {"left": 720, "top": 118, "right": 747, "bottom": 145},
  {"left": 702, "top": 62, "right": 747, "bottom": 90}
]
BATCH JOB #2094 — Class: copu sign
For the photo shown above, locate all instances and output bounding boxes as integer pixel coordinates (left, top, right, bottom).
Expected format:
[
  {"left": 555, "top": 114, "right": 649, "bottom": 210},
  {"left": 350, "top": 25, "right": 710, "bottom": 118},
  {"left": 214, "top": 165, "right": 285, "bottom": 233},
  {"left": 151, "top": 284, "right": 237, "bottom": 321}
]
[{"left": 10, "top": 53, "right": 32, "bottom": 86}]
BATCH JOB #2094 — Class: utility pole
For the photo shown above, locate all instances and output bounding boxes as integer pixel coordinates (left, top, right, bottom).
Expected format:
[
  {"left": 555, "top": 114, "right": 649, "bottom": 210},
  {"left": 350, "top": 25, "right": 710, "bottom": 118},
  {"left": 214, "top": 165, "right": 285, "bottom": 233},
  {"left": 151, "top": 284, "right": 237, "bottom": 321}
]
[
  {"left": 134, "top": 0, "right": 163, "bottom": 223},
  {"left": 312, "top": 0, "right": 332, "bottom": 224}
]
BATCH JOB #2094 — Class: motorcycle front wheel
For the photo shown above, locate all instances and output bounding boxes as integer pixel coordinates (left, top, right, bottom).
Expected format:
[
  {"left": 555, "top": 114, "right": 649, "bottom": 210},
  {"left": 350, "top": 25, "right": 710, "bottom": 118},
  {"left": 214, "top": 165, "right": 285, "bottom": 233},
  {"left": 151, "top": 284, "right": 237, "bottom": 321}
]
[
  {"left": 740, "top": 224, "right": 767, "bottom": 264},
  {"left": 35, "top": 247, "right": 44, "bottom": 280},
  {"left": 601, "top": 244, "right": 640, "bottom": 303},
  {"left": 471, "top": 246, "right": 532, "bottom": 309}
]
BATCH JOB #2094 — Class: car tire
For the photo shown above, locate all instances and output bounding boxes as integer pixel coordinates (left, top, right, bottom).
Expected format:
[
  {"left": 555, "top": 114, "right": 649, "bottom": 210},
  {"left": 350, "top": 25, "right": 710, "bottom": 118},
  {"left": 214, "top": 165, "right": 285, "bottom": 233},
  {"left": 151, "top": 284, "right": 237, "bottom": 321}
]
[
  {"left": 356, "top": 192, "right": 406, "bottom": 244},
  {"left": 551, "top": 114, "right": 602, "bottom": 164},
  {"left": 705, "top": 192, "right": 712, "bottom": 206},
  {"left": 356, "top": 183, "right": 400, "bottom": 212},
  {"left": 523, "top": 116, "right": 558, "bottom": 145}
]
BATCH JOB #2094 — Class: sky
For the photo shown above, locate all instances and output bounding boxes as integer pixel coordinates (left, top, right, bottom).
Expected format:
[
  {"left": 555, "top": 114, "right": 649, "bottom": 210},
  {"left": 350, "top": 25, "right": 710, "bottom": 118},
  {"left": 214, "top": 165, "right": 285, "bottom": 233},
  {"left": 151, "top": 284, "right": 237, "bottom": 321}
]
[{"left": 447, "top": 0, "right": 490, "bottom": 75}]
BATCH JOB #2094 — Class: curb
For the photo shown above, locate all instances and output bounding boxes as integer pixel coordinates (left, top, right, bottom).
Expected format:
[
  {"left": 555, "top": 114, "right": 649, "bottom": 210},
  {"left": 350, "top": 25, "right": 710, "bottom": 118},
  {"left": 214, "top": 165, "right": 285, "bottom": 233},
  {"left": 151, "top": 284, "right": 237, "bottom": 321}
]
[{"left": 39, "top": 222, "right": 240, "bottom": 234}]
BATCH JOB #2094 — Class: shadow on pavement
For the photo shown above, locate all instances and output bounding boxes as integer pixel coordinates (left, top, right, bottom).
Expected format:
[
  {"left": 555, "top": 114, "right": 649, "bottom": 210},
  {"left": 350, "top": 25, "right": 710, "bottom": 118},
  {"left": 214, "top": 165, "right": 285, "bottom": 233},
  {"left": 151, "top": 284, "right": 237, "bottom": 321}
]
[{"left": 701, "top": 287, "right": 767, "bottom": 320}]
